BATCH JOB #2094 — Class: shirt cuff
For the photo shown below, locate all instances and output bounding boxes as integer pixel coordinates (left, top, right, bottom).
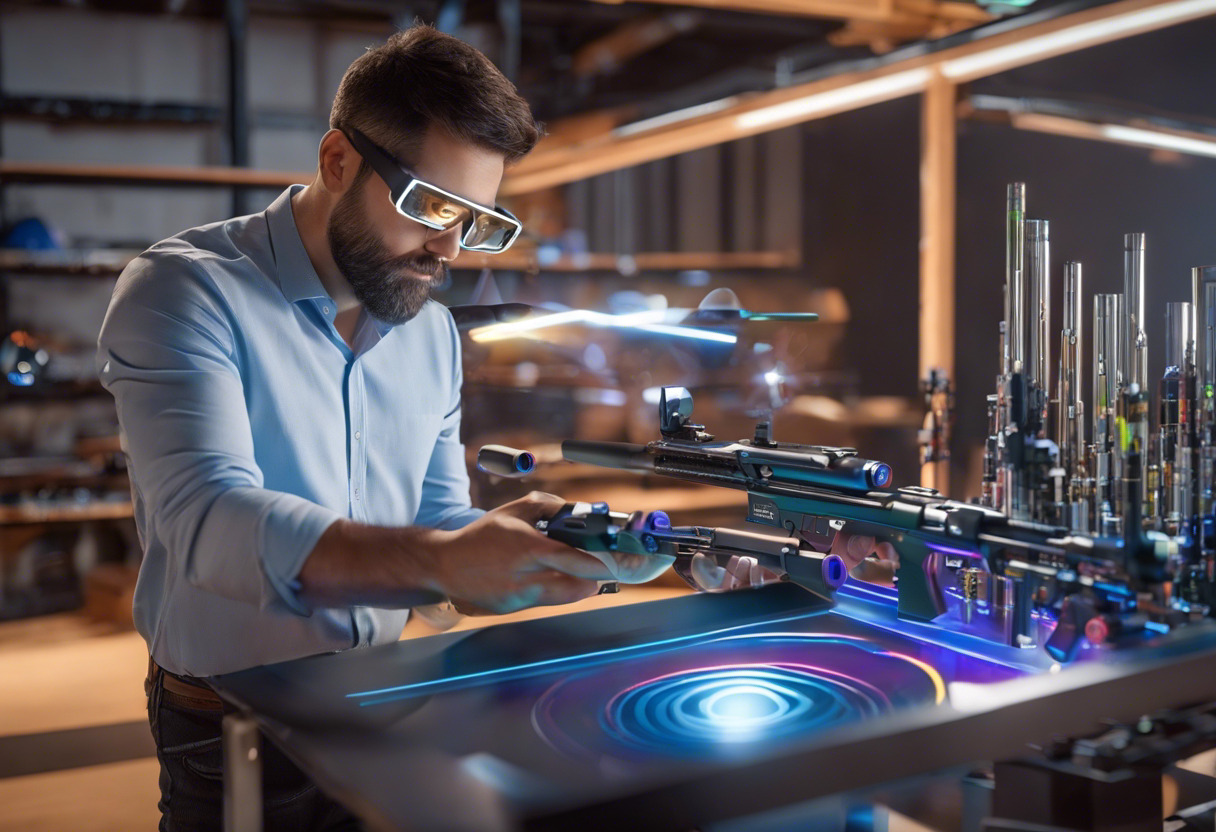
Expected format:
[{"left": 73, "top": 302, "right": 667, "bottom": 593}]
[{"left": 258, "top": 496, "right": 344, "bottom": 616}]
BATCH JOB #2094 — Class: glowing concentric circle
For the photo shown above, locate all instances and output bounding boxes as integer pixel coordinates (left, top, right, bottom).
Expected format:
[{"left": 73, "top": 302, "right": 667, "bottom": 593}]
[
  {"left": 533, "top": 634, "right": 943, "bottom": 761},
  {"left": 603, "top": 663, "right": 881, "bottom": 750}
]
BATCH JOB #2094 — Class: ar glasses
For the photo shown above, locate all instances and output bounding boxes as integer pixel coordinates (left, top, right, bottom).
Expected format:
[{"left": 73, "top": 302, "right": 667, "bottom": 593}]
[{"left": 344, "top": 128, "right": 523, "bottom": 254}]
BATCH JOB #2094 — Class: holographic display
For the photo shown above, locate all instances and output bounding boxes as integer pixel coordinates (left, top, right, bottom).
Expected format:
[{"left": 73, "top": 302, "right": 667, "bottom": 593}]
[{"left": 534, "top": 633, "right": 945, "bottom": 761}]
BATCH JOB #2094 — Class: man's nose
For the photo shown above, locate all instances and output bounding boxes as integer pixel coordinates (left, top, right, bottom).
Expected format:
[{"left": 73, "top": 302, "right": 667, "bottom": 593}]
[{"left": 424, "top": 225, "right": 462, "bottom": 262}]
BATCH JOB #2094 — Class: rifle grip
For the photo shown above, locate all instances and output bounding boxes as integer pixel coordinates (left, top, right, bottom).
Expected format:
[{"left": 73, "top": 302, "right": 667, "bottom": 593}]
[{"left": 894, "top": 539, "right": 948, "bottom": 622}]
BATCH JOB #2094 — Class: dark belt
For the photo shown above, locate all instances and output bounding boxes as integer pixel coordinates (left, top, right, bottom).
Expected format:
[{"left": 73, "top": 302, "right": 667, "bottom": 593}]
[{"left": 146, "top": 656, "right": 227, "bottom": 712}]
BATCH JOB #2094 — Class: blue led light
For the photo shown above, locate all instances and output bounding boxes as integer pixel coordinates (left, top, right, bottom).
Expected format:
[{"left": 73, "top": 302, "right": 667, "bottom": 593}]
[{"left": 871, "top": 464, "right": 892, "bottom": 488}]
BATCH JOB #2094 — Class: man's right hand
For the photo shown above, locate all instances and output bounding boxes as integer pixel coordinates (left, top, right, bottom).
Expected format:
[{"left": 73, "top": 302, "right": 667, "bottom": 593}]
[{"left": 429, "top": 491, "right": 616, "bottom": 614}]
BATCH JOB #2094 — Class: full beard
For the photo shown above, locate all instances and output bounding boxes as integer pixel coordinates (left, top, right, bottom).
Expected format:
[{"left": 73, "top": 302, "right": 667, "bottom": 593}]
[{"left": 326, "top": 186, "right": 447, "bottom": 325}]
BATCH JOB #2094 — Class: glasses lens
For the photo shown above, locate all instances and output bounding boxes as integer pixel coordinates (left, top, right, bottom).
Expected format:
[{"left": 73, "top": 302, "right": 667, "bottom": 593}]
[
  {"left": 462, "top": 213, "right": 516, "bottom": 251},
  {"left": 398, "top": 186, "right": 473, "bottom": 230}
]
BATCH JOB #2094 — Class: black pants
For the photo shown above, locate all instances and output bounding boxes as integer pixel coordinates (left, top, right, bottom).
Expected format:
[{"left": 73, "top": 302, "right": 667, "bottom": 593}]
[{"left": 147, "top": 667, "right": 361, "bottom": 831}]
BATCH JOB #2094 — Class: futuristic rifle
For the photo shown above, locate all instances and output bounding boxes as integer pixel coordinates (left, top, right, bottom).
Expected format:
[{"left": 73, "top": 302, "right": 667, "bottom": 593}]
[{"left": 560, "top": 387, "right": 1178, "bottom": 660}]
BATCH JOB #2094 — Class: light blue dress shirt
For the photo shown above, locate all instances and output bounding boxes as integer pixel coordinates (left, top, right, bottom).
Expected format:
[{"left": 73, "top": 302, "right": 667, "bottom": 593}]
[{"left": 98, "top": 185, "right": 484, "bottom": 676}]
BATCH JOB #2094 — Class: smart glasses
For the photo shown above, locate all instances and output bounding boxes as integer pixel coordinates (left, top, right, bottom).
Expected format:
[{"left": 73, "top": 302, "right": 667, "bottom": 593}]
[{"left": 345, "top": 128, "right": 522, "bottom": 254}]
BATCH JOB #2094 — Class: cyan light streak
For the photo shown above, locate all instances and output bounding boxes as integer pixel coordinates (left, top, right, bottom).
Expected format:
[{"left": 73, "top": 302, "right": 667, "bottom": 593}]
[
  {"left": 467, "top": 309, "right": 738, "bottom": 345},
  {"left": 347, "top": 610, "right": 827, "bottom": 705}
]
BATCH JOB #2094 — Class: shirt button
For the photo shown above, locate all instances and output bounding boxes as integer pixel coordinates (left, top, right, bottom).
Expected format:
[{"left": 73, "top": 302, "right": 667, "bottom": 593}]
[
  {"left": 354, "top": 431, "right": 361, "bottom": 440},
  {"left": 322, "top": 306, "right": 330, "bottom": 315}
]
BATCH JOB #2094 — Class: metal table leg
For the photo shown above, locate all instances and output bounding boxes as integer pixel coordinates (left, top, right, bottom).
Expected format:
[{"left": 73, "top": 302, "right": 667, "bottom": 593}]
[{"left": 223, "top": 711, "right": 262, "bottom": 832}]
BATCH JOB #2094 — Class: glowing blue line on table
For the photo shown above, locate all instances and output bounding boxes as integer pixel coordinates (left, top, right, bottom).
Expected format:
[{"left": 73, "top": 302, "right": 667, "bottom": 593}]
[{"left": 347, "top": 610, "right": 826, "bottom": 704}]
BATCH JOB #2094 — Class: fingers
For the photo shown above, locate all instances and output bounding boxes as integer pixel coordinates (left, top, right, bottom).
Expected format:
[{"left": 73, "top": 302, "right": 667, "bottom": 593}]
[
  {"left": 533, "top": 547, "right": 619, "bottom": 581},
  {"left": 493, "top": 491, "right": 566, "bottom": 523},
  {"left": 690, "top": 552, "right": 729, "bottom": 590},
  {"left": 593, "top": 550, "right": 675, "bottom": 584},
  {"left": 523, "top": 571, "right": 599, "bottom": 607},
  {"left": 873, "top": 541, "right": 900, "bottom": 567},
  {"left": 689, "top": 553, "right": 778, "bottom": 592},
  {"left": 830, "top": 531, "right": 892, "bottom": 568}
]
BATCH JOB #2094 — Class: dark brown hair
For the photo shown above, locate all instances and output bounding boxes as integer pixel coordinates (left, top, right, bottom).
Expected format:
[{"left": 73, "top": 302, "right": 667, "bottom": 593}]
[{"left": 330, "top": 25, "right": 541, "bottom": 175}]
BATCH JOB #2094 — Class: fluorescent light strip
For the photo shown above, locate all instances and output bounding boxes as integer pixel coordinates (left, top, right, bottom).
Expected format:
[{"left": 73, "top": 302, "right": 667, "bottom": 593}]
[
  {"left": 735, "top": 68, "right": 932, "bottom": 131},
  {"left": 1009, "top": 112, "right": 1216, "bottom": 160},
  {"left": 469, "top": 309, "right": 738, "bottom": 344},
  {"left": 615, "top": 98, "right": 740, "bottom": 138},
  {"left": 1101, "top": 124, "right": 1216, "bottom": 158},
  {"left": 942, "top": 0, "right": 1216, "bottom": 80}
]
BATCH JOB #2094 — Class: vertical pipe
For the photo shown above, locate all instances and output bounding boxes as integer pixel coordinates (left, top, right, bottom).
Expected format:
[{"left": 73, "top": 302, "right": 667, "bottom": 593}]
[
  {"left": 225, "top": 0, "right": 250, "bottom": 217},
  {"left": 1194, "top": 266, "right": 1216, "bottom": 436},
  {"left": 1026, "top": 220, "right": 1050, "bottom": 442},
  {"left": 1025, "top": 219, "right": 1050, "bottom": 395},
  {"left": 1162, "top": 302, "right": 1193, "bottom": 530},
  {"left": 1193, "top": 266, "right": 1216, "bottom": 515},
  {"left": 1058, "top": 262, "right": 1083, "bottom": 479},
  {"left": 1005, "top": 184, "right": 1026, "bottom": 375},
  {"left": 1094, "top": 294, "right": 1124, "bottom": 532},
  {"left": 1124, "top": 233, "right": 1148, "bottom": 392}
]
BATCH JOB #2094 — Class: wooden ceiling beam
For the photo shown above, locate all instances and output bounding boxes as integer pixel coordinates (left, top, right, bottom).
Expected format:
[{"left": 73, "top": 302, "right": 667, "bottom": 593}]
[
  {"left": 504, "top": 0, "right": 1216, "bottom": 195},
  {"left": 572, "top": 11, "right": 702, "bottom": 78},
  {"left": 587, "top": 0, "right": 992, "bottom": 27}
]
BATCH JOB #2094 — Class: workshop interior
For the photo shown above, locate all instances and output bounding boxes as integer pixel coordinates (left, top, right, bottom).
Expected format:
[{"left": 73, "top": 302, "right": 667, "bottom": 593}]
[{"left": 3, "top": 0, "right": 1216, "bottom": 830}]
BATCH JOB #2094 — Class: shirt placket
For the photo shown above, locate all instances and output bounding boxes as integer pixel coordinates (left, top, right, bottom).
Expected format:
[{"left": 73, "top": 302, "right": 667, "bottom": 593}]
[
  {"left": 348, "top": 360, "right": 368, "bottom": 522},
  {"left": 348, "top": 358, "right": 375, "bottom": 646}
]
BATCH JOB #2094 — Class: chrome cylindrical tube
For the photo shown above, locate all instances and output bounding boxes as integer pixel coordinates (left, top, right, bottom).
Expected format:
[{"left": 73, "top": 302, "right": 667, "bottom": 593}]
[
  {"left": 1006, "top": 184, "right": 1026, "bottom": 375},
  {"left": 1026, "top": 219, "right": 1050, "bottom": 404},
  {"left": 1093, "top": 294, "right": 1124, "bottom": 524},
  {"left": 1057, "top": 262, "right": 1084, "bottom": 484},
  {"left": 1194, "top": 266, "right": 1216, "bottom": 442},
  {"left": 1166, "top": 301, "right": 1194, "bottom": 372},
  {"left": 1161, "top": 301, "right": 1193, "bottom": 529},
  {"left": 1124, "top": 233, "right": 1148, "bottom": 392},
  {"left": 1193, "top": 265, "right": 1216, "bottom": 514}
]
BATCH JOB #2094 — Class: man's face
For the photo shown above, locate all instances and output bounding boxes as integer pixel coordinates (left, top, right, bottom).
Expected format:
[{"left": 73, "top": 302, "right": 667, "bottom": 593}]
[{"left": 327, "top": 125, "right": 506, "bottom": 324}]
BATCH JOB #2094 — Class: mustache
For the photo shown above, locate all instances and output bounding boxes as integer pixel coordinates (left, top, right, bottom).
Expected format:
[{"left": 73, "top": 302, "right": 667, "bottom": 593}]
[{"left": 386, "top": 254, "right": 446, "bottom": 279}]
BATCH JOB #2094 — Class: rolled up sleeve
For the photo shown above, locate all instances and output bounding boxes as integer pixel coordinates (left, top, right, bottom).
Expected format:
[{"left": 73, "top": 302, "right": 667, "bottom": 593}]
[{"left": 98, "top": 255, "right": 341, "bottom": 615}]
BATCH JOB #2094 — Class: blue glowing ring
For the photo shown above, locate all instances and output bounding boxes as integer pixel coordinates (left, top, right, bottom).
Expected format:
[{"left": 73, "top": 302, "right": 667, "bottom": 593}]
[
  {"left": 867, "top": 462, "right": 893, "bottom": 489},
  {"left": 601, "top": 663, "right": 884, "bottom": 752}
]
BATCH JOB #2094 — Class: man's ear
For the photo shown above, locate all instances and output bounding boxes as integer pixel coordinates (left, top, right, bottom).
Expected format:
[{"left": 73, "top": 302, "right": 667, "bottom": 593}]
[{"left": 317, "top": 129, "right": 359, "bottom": 194}]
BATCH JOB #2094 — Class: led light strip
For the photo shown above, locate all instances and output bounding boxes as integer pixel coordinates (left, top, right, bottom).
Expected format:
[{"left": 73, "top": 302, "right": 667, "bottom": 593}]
[
  {"left": 941, "top": 0, "right": 1216, "bottom": 81},
  {"left": 736, "top": 68, "right": 933, "bottom": 131},
  {"left": 1008, "top": 112, "right": 1216, "bottom": 160},
  {"left": 468, "top": 309, "right": 738, "bottom": 344}
]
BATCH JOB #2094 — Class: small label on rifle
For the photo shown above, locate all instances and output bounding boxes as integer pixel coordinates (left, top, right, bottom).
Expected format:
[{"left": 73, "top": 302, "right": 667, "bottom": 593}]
[{"left": 748, "top": 496, "right": 781, "bottom": 527}]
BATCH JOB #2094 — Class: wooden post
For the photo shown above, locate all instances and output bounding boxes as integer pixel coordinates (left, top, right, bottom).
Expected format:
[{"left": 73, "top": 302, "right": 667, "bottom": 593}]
[{"left": 919, "top": 70, "right": 956, "bottom": 493}]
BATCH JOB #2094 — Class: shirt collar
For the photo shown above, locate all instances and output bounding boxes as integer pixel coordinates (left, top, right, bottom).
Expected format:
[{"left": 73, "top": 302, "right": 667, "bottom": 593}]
[
  {"left": 266, "top": 185, "right": 331, "bottom": 304},
  {"left": 266, "top": 185, "right": 400, "bottom": 340}
]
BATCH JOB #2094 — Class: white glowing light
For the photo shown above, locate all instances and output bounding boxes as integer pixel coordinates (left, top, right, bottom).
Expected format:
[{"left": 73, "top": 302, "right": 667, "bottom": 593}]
[
  {"left": 735, "top": 68, "right": 932, "bottom": 131},
  {"left": 615, "top": 98, "right": 740, "bottom": 138},
  {"left": 1008, "top": 112, "right": 1216, "bottom": 160},
  {"left": 764, "top": 370, "right": 783, "bottom": 386},
  {"left": 468, "top": 309, "right": 737, "bottom": 345},
  {"left": 1100, "top": 124, "right": 1216, "bottom": 159},
  {"left": 942, "top": 0, "right": 1216, "bottom": 81},
  {"left": 703, "top": 686, "right": 785, "bottom": 727}
]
